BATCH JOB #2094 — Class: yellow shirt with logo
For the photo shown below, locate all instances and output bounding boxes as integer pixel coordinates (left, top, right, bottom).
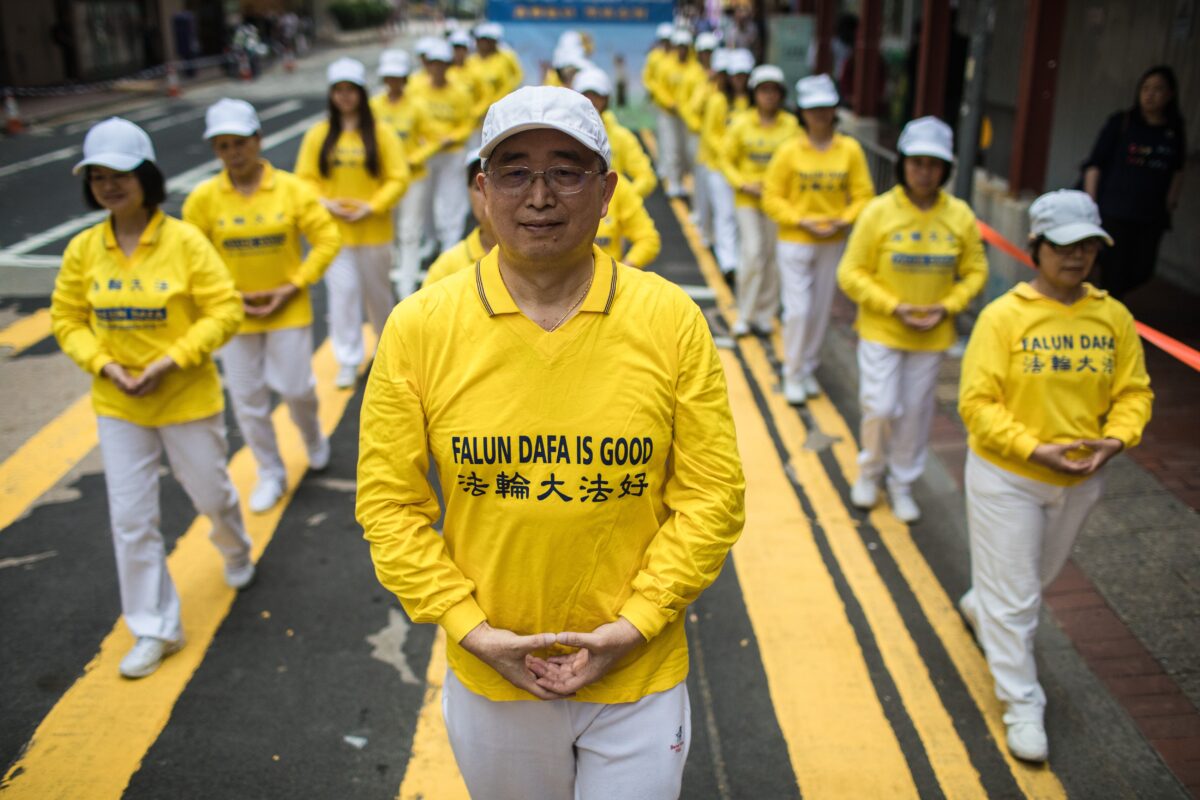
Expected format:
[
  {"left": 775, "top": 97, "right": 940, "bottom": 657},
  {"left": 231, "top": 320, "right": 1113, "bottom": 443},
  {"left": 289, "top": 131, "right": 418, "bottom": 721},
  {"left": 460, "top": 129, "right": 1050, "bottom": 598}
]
[
  {"left": 595, "top": 179, "right": 661, "bottom": 268},
  {"left": 762, "top": 132, "right": 875, "bottom": 244},
  {"left": 294, "top": 120, "right": 410, "bottom": 247},
  {"left": 837, "top": 186, "right": 988, "bottom": 351},
  {"left": 358, "top": 245, "right": 746, "bottom": 704},
  {"left": 959, "top": 282, "right": 1152, "bottom": 486},
  {"left": 51, "top": 210, "right": 243, "bottom": 426},
  {"left": 370, "top": 92, "right": 437, "bottom": 180},
  {"left": 721, "top": 111, "right": 801, "bottom": 208},
  {"left": 423, "top": 227, "right": 488, "bottom": 287},
  {"left": 603, "top": 110, "right": 657, "bottom": 198},
  {"left": 468, "top": 51, "right": 522, "bottom": 105},
  {"left": 700, "top": 92, "right": 749, "bottom": 169}
]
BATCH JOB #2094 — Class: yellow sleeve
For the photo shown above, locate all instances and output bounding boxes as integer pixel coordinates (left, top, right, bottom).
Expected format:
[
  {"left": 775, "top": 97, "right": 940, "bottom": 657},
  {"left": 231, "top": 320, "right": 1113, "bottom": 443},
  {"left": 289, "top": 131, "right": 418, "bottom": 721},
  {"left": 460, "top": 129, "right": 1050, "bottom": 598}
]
[
  {"left": 618, "top": 298, "right": 745, "bottom": 639},
  {"left": 180, "top": 184, "right": 212, "bottom": 238},
  {"left": 503, "top": 49, "right": 523, "bottom": 93},
  {"left": 837, "top": 204, "right": 901, "bottom": 316},
  {"left": 617, "top": 193, "right": 661, "bottom": 268},
  {"left": 720, "top": 122, "right": 746, "bottom": 189},
  {"left": 294, "top": 126, "right": 324, "bottom": 192},
  {"left": 761, "top": 144, "right": 797, "bottom": 227},
  {"left": 958, "top": 303, "right": 1042, "bottom": 461},
  {"left": 358, "top": 303, "right": 488, "bottom": 643},
  {"left": 294, "top": 179, "right": 342, "bottom": 286},
  {"left": 447, "top": 89, "right": 478, "bottom": 147},
  {"left": 613, "top": 125, "right": 657, "bottom": 197},
  {"left": 940, "top": 211, "right": 988, "bottom": 315},
  {"left": 51, "top": 235, "right": 113, "bottom": 376},
  {"left": 1101, "top": 307, "right": 1153, "bottom": 447},
  {"left": 840, "top": 140, "right": 876, "bottom": 224},
  {"left": 641, "top": 57, "right": 660, "bottom": 106},
  {"left": 678, "top": 74, "right": 703, "bottom": 131},
  {"left": 408, "top": 109, "right": 440, "bottom": 166},
  {"left": 367, "top": 125, "right": 410, "bottom": 215},
  {"left": 164, "top": 229, "right": 243, "bottom": 369}
]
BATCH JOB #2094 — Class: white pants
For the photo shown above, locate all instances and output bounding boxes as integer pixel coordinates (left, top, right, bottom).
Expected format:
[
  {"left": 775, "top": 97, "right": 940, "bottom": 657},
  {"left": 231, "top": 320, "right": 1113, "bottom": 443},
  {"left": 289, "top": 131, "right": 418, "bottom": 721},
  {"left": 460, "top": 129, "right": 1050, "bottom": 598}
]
[
  {"left": 654, "top": 108, "right": 678, "bottom": 182},
  {"left": 395, "top": 175, "right": 432, "bottom": 298},
  {"left": 707, "top": 169, "right": 739, "bottom": 274},
  {"left": 325, "top": 244, "right": 394, "bottom": 368},
  {"left": 97, "top": 414, "right": 251, "bottom": 642},
  {"left": 963, "top": 451, "right": 1105, "bottom": 722},
  {"left": 443, "top": 670, "right": 690, "bottom": 800},
  {"left": 855, "top": 339, "right": 943, "bottom": 491},
  {"left": 219, "top": 327, "right": 322, "bottom": 485},
  {"left": 426, "top": 149, "right": 470, "bottom": 250},
  {"left": 734, "top": 206, "right": 780, "bottom": 330},
  {"left": 778, "top": 240, "right": 846, "bottom": 384},
  {"left": 687, "top": 137, "right": 709, "bottom": 238}
]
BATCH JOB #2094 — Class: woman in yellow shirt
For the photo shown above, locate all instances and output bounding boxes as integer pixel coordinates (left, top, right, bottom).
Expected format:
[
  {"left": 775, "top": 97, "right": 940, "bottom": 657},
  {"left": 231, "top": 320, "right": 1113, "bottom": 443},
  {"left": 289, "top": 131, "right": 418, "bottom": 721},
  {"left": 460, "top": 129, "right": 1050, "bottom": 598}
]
[
  {"left": 184, "top": 99, "right": 342, "bottom": 514},
  {"left": 836, "top": 116, "right": 986, "bottom": 522},
  {"left": 417, "top": 40, "right": 478, "bottom": 256},
  {"left": 51, "top": 118, "right": 251, "bottom": 680},
  {"left": 295, "top": 57, "right": 409, "bottom": 388},
  {"left": 763, "top": 74, "right": 874, "bottom": 404},
  {"left": 958, "top": 190, "right": 1152, "bottom": 763},
  {"left": 721, "top": 64, "right": 800, "bottom": 336},
  {"left": 703, "top": 48, "right": 753, "bottom": 279}
]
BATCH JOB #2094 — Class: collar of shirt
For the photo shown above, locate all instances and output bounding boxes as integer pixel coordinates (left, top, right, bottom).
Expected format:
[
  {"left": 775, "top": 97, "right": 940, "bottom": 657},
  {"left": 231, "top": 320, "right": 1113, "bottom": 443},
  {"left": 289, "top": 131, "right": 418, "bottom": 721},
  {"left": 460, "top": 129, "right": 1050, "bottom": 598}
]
[
  {"left": 890, "top": 184, "right": 948, "bottom": 215},
  {"left": 1014, "top": 281, "right": 1108, "bottom": 303},
  {"left": 103, "top": 207, "right": 166, "bottom": 251},
  {"left": 474, "top": 243, "right": 618, "bottom": 318},
  {"left": 218, "top": 159, "right": 277, "bottom": 194}
]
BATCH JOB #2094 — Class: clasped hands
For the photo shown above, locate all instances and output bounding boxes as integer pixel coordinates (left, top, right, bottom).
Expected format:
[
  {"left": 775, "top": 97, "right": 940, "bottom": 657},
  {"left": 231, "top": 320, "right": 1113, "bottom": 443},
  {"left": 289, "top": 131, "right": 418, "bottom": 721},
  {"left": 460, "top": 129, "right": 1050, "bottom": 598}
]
[
  {"left": 321, "top": 197, "right": 372, "bottom": 222},
  {"left": 1029, "top": 437, "right": 1123, "bottom": 476},
  {"left": 101, "top": 355, "right": 177, "bottom": 397},
  {"left": 459, "top": 618, "right": 646, "bottom": 700},
  {"left": 894, "top": 302, "right": 947, "bottom": 331},
  {"left": 242, "top": 283, "right": 299, "bottom": 318},
  {"left": 796, "top": 217, "right": 848, "bottom": 238}
]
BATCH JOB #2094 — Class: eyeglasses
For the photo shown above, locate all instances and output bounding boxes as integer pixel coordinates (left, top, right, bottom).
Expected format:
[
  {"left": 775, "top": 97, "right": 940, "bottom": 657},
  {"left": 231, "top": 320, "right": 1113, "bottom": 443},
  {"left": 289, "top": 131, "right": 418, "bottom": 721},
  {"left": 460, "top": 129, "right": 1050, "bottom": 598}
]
[
  {"left": 1047, "top": 239, "right": 1103, "bottom": 255},
  {"left": 486, "top": 165, "right": 602, "bottom": 195}
]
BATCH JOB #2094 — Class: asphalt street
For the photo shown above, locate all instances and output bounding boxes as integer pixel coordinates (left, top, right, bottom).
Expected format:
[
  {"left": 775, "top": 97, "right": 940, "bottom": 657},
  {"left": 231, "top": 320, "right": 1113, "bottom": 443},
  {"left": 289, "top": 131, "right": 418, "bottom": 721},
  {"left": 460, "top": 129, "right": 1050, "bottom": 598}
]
[{"left": 0, "top": 43, "right": 1193, "bottom": 799}]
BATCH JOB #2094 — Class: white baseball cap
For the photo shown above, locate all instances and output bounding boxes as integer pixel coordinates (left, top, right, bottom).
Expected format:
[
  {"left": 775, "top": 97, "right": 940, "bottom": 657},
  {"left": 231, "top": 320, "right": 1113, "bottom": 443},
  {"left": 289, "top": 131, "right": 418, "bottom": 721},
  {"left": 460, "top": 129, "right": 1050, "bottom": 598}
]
[
  {"left": 655, "top": 22, "right": 675, "bottom": 40},
  {"left": 1028, "top": 190, "right": 1113, "bottom": 246},
  {"left": 796, "top": 73, "right": 838, "bottom": 109},
  {"left": 573, "top": 67, "right": 612, "bottom": 97},
  {"left": 898, "top": 116, "right": 955, "bottom": 162},
  {"left": 712, "top": 48, "right": 730, "bottom": 73},
  {"left": 552, "top": 44, "right": 588, "bottom": 71},
  {"left": 425, "top": 39, "right": 453, "bottom": 63},
  {"left": 449, "top": 30, "right": 472, "bottom": 47},
  {"left": 670, "top": 29, "right": 694, "bottom": 47},
  {"left": 73, "top": 117, "right": 156, "bottom": 174},
  {"left": 480, "top": 85, "right": 612, "bottom": 168},
  {"left": 727, "top": 49, "right": 755, "bottom": 75},
  {"left": 749, "top": 64, "right": 786, "bottom": 90},
  {"left": 696, "top": 32, "right": 719, "bottom": 52},
  {"left": 327, "top": 57, "right": 366, "bottom": 87},
  {"left": 475, "top": 22, "right": 503, "bottom": 40},
  {"left": 377, "top": 50, "right": 411, "bottom": 78},
  {"left": 558, "top": 31, "right": 583, "bottom": 49},
  {"left": 203, "top": 98, "right": 260, "bottom": 139},
  {"left": 414, "top": 35, "right": 441, "bottom": 57}
]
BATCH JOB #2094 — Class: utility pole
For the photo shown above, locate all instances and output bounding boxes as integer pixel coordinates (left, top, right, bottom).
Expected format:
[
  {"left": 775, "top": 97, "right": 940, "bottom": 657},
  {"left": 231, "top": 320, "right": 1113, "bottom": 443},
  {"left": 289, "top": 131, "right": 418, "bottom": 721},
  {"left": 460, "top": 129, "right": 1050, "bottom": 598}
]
[{"left": 954, "top": 0, "right": 994, "bottom": 204}]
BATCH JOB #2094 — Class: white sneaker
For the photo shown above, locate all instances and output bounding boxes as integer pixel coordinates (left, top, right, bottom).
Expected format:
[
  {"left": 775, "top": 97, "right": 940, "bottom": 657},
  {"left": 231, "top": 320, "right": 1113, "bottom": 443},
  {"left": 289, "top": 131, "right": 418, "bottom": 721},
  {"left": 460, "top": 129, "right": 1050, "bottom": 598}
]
[
  {"left": 120, "top": 636, "right": 183, "bottom": 679},
  {"left": 730, "top": 319, "right": 751, "bottom": 338},
  {"left": 1006, "top": 720, "right": 1048, "bottom": 762},
  {"left": 335, "top": 363, "right": 358, "bottom": 390},
  {"left": 890, "top": 488, "right": 921, "bottom": 523},
  {"left": 802, "top": 375, "right": 822, "bottom": 399},
  {"left": 224, "top": 559, "right": 256, "bottom": 590},
  {"left": 307, "top": 435, "right": 331, "bottom": 472},
  {"left": 850, "top": 476, "right": 878, "bottom": 509},
  {"left": 248, "top": 478, "right": 286, "bottom": 514},
  {"left": 783, "top": 379, "right": 807, "bottom": 405}
]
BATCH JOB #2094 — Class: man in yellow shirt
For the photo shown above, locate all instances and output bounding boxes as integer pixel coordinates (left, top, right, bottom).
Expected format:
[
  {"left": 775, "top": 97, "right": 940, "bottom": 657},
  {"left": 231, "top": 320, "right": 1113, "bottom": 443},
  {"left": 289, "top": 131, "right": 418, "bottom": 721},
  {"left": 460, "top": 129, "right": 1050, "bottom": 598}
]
[
  {"left": 574, "top": 67, "right": 658, "bottom": 198},
  {"left": 419, "top": 39, "right": 478, "bottom": 253},
  {"left": 358, "top": 86, "right": 744, "bottom": 798},
  {"left": 470, "top": 22, "right": 523, "bottom": 102}
]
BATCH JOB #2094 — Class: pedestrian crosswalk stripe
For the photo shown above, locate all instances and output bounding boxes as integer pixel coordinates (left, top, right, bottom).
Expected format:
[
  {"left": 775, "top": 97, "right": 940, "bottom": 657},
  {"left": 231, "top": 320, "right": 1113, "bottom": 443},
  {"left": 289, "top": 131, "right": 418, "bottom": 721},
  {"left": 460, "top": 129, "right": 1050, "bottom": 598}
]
[
  {"left": 395, "top": 627, "right": 469, "bottom": 799},
  {"left": 0, "top": 308, "right": 52, "bottom": 355},
  {"left": 0, "top": 328, "right": 375, "bottom": 798}
]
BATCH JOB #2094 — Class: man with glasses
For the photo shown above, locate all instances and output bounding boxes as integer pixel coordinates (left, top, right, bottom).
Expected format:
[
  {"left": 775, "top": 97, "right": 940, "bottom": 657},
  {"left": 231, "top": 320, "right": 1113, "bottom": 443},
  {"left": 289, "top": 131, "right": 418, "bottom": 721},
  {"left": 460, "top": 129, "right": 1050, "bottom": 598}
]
[{"left": 357, "top": 86, "right": 745, "bottom": 799}]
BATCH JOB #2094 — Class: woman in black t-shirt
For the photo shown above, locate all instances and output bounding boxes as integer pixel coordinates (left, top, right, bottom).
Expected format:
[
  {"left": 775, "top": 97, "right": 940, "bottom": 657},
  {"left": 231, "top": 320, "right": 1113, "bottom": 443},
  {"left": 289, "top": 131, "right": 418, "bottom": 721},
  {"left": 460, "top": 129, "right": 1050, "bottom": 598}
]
[{"left": 1082, "top": 65, "right": 1186, "bottom": 298}]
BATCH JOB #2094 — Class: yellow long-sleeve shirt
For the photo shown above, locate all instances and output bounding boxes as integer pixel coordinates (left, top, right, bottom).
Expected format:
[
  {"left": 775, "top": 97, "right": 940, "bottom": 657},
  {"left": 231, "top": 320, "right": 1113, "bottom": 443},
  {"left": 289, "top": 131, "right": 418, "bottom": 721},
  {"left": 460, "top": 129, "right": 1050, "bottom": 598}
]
[
  {"left": 677, "top": 62, "right": 711, "bottom": 133},
  {"left": 595, "top": 179, "right": 661, "bottom": 268},
  {"left": 959, "top": 282, "right": 1152, "bottom": 486},
  {"left": 699, "top": 92, "right": 749, "bottom": 169},
  {"left": 51, "top": 210, "right": 243, "bottom": 426},
  {"left": 422, "top": 227, "right": 488, "bottom": 287},
  {"left": 419, "top": 81, "right": 477, "bottom": 153},
  {"left": 357, "top": 245, "right": 745, "bottom": 704},
  {"left": 654, "top": 54, "right": 693, "bottom": 114},
  {"left": 837, "top": 186, "right": 987, "bottom": 351},
  {"left": 603, "top": 110, "right": 657, "bottom": 198},
  {"left": 721, "top": 111, "right": 801, "bottom": 208},
  {"left": 183, "top": 161, "right": 341, "bottom": 334},
  {"left": 449, "top": 62, "right": 491, "bottom": 122},
  {"left": 294, "top": 120, "right": 409, "bottom": 246},
  {"left": 370, "top": 92, "right": 436, "bottom": 180},
  {"left": 468, "top": 51, "right": 522, "bottom": 106},
  {"left": 762, "top": 132, "right": 875, "bottom": 244}
]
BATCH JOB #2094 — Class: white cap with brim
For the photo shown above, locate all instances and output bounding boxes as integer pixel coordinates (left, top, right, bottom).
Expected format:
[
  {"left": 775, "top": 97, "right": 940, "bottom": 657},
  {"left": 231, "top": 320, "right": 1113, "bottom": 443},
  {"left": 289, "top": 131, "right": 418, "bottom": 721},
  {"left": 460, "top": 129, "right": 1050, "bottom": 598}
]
[
  {"left": 414, "top": 35, "right": 441, "bottom": 56},
  {"left": 796, "top": 73, "right": 838, "bottom": 109},
  {"left": 378, "top": 50, "right": 411, "bottom": 78},
  {"left": 425, "top": 40, "right": 453, "bottom": 63},
  {"left": 671, "top": 29, "right": 694, "bottom": 47},
  {"left": 898, "top": 116, "right": 955, "bottom": 162},
  {"left": 573, "top": 68, "right": 612, "bottom": 97},
  {"left": 73, "top": 117, "right": 156, "bottom": 174},
  {"left": 655, "top": 22, "right": 675, "bottom": 39},
  {"left": 711, "top": 48, "right": 730, "bottom": 73},
  {"left": 727, "top": 49, "right": 755, "bottom": 75},
  {"left": 475, "top": 22, "right": 503, "bottom": 40},
  {"left": 448, "top": 30, "right": 472, "bottom": 47},
  {"left": 552, "top": 45, "right": 588, "bottom": 71},
  {"left": 1028, "top": 189, "right": 1113, "bottom": 246},
  {"left": 480, "top": 85, "right": 612, "bottom": 169},
  {"left": 203, "top": 98, "right": 260, "bottom": 139},
  {"left": 327, "top": 57, "right": 366, "bottom": 87},
  {"left": 749, "top": 64, "right": 786, "bottom": 90},
  {"left": 696, "top": 32, "right": 719, "bottom": 51}
]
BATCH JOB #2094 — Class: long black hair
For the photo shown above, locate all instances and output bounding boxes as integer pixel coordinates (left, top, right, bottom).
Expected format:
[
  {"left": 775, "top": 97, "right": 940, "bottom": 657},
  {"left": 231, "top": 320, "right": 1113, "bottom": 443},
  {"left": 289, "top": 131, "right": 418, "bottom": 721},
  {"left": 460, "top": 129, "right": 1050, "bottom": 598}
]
[
  {"left": 1130, "top": 65, "right": 1185, "bottom": 143},
  {"left": 320, "top": 83, "right": 380, "bottom": 178}
]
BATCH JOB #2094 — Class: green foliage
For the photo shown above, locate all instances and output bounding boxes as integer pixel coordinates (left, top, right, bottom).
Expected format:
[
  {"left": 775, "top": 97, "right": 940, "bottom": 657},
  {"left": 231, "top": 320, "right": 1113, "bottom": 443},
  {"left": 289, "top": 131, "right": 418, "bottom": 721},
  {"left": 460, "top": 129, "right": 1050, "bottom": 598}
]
[{"left": 329, "top": 0, "right": 393, "bottom": 31}]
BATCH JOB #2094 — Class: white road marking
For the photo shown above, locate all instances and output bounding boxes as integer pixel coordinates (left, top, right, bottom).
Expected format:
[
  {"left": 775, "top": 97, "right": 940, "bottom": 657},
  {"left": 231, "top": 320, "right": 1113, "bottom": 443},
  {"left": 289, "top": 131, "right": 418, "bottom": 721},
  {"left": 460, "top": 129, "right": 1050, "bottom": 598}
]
[
  {"left": 679, "top": 284, "right": 718, "bottom": 300},
  {"left": 0, "top": 551, "right": 58, "bottom": 570},
  {"left": 0, "top": 146, "right": 82, "bottom": 180},
  {"left": 366, "top": 608, "right": 421, "bottom": 685},
  {"left": 308, "top": 476, "right": 357, "bottom": 493},
  {"left": 0, "top": 254, "right": 61, "bottom": 269},
  {"left": 144, "top": 107, "right": 208, "bottom": 132}
]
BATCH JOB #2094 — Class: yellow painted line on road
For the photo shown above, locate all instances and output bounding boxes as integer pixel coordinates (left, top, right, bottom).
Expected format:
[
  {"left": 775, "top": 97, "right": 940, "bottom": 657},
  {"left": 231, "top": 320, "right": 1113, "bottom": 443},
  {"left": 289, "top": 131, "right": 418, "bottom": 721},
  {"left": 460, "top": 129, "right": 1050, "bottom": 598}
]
[
  {"left": 395, "top": 628, "right": 469, "bottom": 800},
  {"left": 0, "top": 308, "right": 52, "bottom": 356},
  {"left": 0, "top": 393, "right": 96, "bottom": 533},
  {"left": 1, "top": 328, "right": 375, "bottom": 799},
  {"left": 670, "top": 196, "right": 984, "bottom": 797},
  {"left": 721, "top": 346, "right": 917, "bottom": 796}
]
